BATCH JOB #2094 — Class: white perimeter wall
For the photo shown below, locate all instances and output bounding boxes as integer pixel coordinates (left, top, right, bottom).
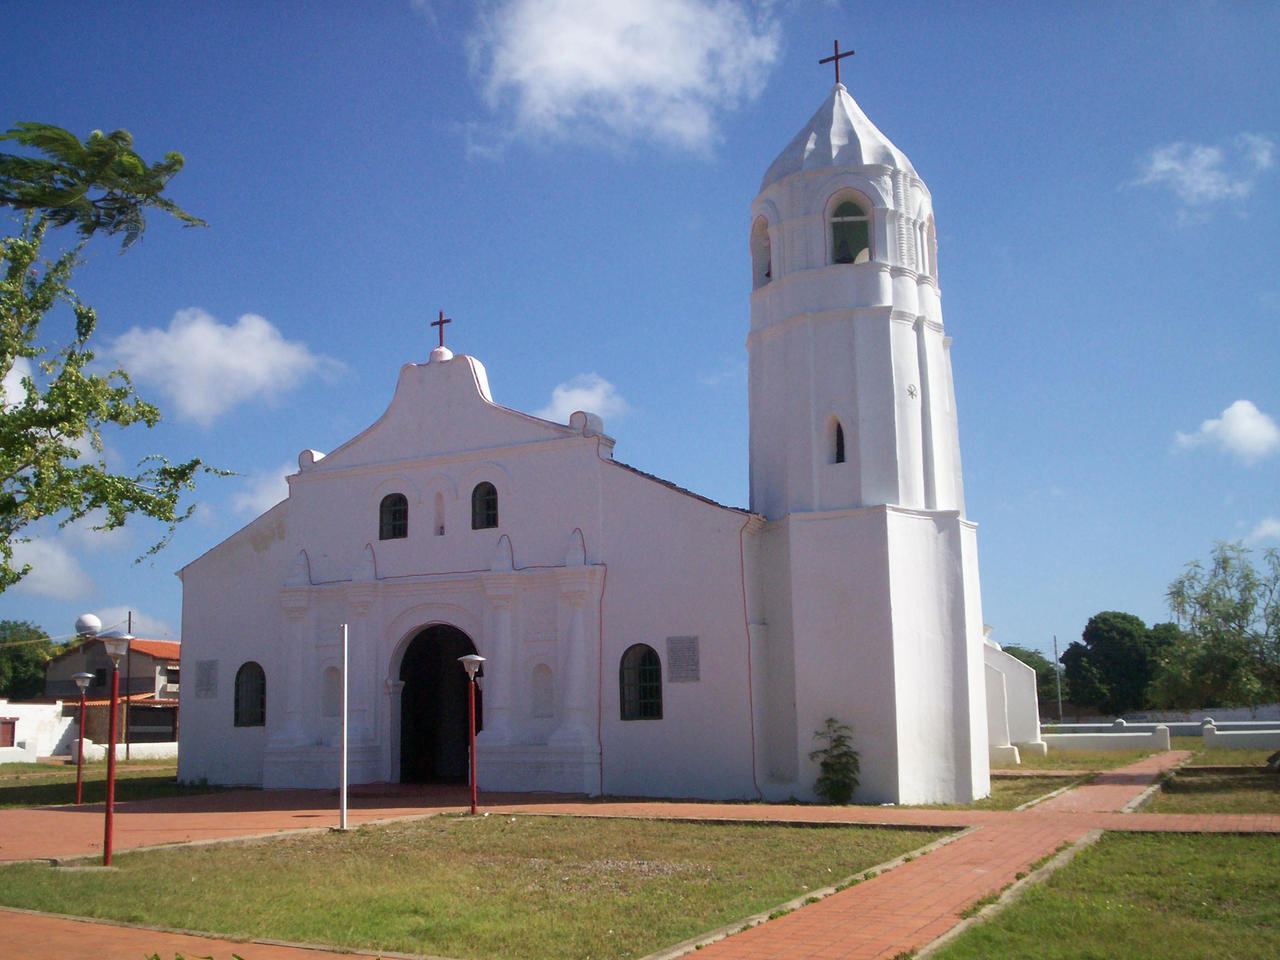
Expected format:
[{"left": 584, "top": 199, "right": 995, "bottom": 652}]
[{"left": 0, "top": 700, "right": 74, "bottom": 759}]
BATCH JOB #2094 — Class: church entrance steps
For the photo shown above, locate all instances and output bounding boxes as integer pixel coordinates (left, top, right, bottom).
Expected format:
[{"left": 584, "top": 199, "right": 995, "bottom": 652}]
[{"left": 1, "top": 751, "right": 1278, "bottom": 960}]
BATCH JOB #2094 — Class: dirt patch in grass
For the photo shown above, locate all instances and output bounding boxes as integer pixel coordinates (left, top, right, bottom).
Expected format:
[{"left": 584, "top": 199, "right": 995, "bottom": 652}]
[
  {"left": 1143, "top": 767, "right": 1280, "bottom": 814},
  {"left": 0, "top": 814, "right": 943, "bottom": 960},
  {"left": 930, "top": 832, "right": 1280, "bottom": 960}
]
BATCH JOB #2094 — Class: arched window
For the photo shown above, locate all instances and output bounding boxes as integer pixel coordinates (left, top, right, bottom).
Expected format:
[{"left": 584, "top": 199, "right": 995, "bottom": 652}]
[
  {"left": 834, "top": 421, "right": 846, "bottom": 464},
  {"left": 433, "top": 491, "right": 445, "bottom": 536},
  {"left": 471, "top": 482, "right": 498, "bottom": 529},
  {"left": 619, "top": 644, "right": 662, "bottom": 720},
  {"left": 234, "top": 661, "right": 266, "bottom": 727},
  {"left": 830, "top": 198, "right": 870, "bottom": 265},
  {"left": 750, "top": 217, "right": 772, "bottom": 289},
  {"left": 379, "top": 493, "right": 408, "bottom": 540}
]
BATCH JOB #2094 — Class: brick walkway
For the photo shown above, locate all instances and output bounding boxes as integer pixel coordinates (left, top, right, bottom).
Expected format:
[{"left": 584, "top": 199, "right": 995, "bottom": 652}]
[{"left": 1, "top": 750, "right": 1277, "bottom": 960}]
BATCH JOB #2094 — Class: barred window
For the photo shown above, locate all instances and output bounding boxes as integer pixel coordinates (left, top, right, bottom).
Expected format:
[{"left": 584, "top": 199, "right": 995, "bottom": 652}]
[
  {"left": 471, "top": 482, "right": 498, "bottom": 530},
  {"left": 379, "top": 493, "right": 408, "bottom": 540},
  {"left": 234, "top": 661, "right": 266, "bottom": 727},
  {"left": 619, "top": 644, "right": 662, "bottom": 720}
]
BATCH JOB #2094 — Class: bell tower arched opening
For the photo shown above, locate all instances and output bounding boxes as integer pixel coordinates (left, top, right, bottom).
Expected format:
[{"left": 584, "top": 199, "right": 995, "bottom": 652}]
[
  {"left": 398, "top": 624, "right": 482, "bottom": 783},
  {"left": 750, "top": 216, "right": 772, "bottom": 288}
]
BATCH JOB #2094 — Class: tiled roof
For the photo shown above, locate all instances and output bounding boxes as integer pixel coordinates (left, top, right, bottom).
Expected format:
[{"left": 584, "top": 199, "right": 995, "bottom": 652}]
[
  {"left": 128, "top": 638, "right": 181, "bottom": 662},
  {"left": 48, "top": 636, "right": 181, "bottom": 664}
]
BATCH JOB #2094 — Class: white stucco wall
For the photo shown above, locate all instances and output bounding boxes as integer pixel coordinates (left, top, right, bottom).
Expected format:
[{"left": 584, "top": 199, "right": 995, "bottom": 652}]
[
  {"left": 0, "top": 699, "right": 74, "bottom": 760},
  {"left": 983, "top": 642, "right": 1044, "bottom": 755}
]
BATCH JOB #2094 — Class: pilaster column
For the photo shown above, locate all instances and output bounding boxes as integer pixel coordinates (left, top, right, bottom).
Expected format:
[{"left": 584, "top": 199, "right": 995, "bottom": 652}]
[
  {"left": 278, "top": 587, "right": 311, "bottom": 745},
  {"left": 479, "top": 573, "right": 518, "bottom": 744},
  {"left": 549, "top": 566, "right": 604, "bottom": 747},
  {"left": 346, "top": 584, "right": 377, "bottom": 743},
  {"left": 384, "top": 678, "right": 404, "bottom": 783}
]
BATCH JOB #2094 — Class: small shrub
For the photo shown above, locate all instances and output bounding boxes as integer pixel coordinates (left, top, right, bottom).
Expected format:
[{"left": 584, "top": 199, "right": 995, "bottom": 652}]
[{"left": 809, "top": 718, "right": 861, "bottom": 804}]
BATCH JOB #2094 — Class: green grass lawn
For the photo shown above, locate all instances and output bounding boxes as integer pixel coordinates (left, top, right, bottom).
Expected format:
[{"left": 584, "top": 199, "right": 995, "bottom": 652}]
[
  {"left": 1143, "top": 767, "right": 1280, "bottom": 814},
  {"left": 909, "top": 775, "right": 1079, "bottom": 811},
  {"left": 995, "top": 748, "right": 1157, "bottom": 771},
  {"left": 0, "top": 815, "right": 943, "bottom": 960},
  {"left": 932, "top": 832, "right": 1280, "bottom": 960},
  {"left": 0, "top": 765, "right": 224, "bottom": 808}
]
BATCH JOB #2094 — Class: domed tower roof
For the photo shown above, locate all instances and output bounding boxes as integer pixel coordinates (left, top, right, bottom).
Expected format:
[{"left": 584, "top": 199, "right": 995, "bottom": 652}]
[{"left": 760, "top": 83, "right": 916, "bottom": 191}]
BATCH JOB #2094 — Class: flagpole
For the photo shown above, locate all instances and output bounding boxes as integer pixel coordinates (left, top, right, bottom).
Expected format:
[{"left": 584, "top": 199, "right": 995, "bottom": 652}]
[{"left": 340, "top": 623, "right": 349, "bottom": 831}]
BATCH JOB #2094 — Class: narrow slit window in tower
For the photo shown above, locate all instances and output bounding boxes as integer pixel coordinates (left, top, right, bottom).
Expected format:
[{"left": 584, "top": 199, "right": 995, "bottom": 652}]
[{"left": 834, "top": 421, "right": 846, "bottom": 464}]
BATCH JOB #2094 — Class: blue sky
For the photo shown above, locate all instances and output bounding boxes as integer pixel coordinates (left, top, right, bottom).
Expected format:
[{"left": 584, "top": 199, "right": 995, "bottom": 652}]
[{"left": 1, "top": 1, "right": 1277, "bottom": 663}]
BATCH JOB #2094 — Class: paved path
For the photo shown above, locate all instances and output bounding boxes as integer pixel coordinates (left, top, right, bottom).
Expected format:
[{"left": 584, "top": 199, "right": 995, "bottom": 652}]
[{"left": 1, "top": 751, "right": 1278, "bottom": 960}]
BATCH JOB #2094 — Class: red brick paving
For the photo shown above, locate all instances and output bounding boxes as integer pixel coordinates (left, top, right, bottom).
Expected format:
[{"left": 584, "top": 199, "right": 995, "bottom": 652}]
[{"left": 2, "top": 749, "right": 1277, "bottom": 960}]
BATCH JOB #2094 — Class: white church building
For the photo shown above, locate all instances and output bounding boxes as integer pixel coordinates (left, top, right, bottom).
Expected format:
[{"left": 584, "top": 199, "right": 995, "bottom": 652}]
[{"left": 178, "top": 79, "right": 1001, "bottom": 805}]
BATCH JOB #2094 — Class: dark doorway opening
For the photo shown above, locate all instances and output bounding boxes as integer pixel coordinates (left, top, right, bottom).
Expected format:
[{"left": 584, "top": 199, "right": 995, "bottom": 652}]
[{"left": 399, "top": 624, "right": 482, "bottom": 784}]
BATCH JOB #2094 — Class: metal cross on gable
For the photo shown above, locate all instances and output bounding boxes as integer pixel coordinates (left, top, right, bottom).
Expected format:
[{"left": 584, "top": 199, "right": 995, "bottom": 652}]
[
  {"left": 819, "top": 40, "right": 855, "bottom": 86},
  {"left": 431, "top": 309, "right": 452, "bottom": 348}
]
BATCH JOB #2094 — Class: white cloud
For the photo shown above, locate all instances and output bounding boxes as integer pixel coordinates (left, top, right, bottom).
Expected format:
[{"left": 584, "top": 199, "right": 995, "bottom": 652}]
[
  {"left": 535, "top": 372, "right": 631, "bottom": 423},
  {"left": 470, "top": 0, "right": 780, "bottom": 152},
  {"left": 1135, "top": 133, "right": 1275, "bottom": 214},
  {"left": 111, "top": 308, "right": 341, "bottom": 426},
  {"left": 59, "top": 509, "right": 134, "bottom": 554},
  {"left": 1175, "top": 399, "right": 1280, "bottom": 464},
  {"left": 1246, "top": 517, "right": 1280, "bottom": 544},
  {"left": 1, "top": 356, "right": 35, "bottom": 409},
  {"left": 232, "top": 461, "right": 294, "bottom": 516},
  {"left": 92, "top": 605, "right": 176, "bottom": 640},
  {"left": 10, "top": 538, "right": 95, "bottom": 599}
]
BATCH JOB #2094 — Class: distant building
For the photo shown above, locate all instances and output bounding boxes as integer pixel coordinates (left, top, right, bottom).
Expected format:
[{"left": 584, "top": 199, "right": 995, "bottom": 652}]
[{"left": 45, "top": 638, "right": 180, "bottom": 744}]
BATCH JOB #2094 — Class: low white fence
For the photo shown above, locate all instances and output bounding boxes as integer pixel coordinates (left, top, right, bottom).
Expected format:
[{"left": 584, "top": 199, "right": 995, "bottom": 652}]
[
  {"left": 1041, "top": 725, "right": 1171, "bottom": 752},
  {"left": 1202, "top": 723, "right": 1280, "bottom": 751},
  {"left": 75, "top": 740, "right": 179, "bottom": 762}
]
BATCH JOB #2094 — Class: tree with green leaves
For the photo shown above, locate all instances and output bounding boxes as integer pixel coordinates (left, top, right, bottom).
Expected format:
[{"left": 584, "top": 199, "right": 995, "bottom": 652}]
[
  {"left": 1, "top": 123, "right": 205, "bottom": 248},
  {"left": 1060, "top": 611, "right": 1170, "bottom": 717},
  {"left": 809, "top": 718, "right": 860, "bottom": 804},
  {"left": 0, "top": 619, "right": 55, "bottom": 700},
  {"left": 0, "top": 122, "right": 211, "bottom": 591},
  {"left": 1152, "top": 542, "right": 1280, "bottom": 710}
]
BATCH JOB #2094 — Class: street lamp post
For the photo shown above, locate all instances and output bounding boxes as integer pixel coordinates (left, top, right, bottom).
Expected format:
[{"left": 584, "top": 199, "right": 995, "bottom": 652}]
[
  {"left": 99, "top": 630, "right": 131, "bottom": 867},
  {"left": 458, "top": 654, "right": 485, "bottom": 815},
  {"left": 72, "top": 672, "right": 93, "bottom": 804}
]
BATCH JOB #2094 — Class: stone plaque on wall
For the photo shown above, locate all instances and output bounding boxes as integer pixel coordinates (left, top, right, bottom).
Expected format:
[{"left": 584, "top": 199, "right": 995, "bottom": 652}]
[
  {"left": 666, "top": 636, "right": 699, "bottom": 683},
  {"left": 195, "top": 660, "right": 218, "bottom": 698}
]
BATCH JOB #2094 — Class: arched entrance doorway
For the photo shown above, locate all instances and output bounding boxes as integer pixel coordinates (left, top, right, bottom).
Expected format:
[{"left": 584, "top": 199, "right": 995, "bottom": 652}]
[{"left": 399, "top": 624, "right": 482, "bottom": 784}]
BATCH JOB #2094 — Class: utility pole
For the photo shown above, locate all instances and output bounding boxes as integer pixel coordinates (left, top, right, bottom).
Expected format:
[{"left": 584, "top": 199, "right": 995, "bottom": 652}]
[{"left": 1052, "top": 634, "right": 1064, "bottom": 722}]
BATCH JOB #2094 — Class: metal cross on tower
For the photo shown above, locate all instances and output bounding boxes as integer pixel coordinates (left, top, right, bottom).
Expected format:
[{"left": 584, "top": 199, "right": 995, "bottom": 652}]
[
  {"left": 819, "top": 40, "right": 855, "bottom": 86},
  {"left": 431, "top": 310, "right": 452, "bottom": 348}
]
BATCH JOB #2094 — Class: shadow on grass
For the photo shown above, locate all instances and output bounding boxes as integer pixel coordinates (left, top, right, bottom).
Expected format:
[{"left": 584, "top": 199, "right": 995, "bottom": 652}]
[{"left": 0, "top": 773, "right": 224, "bottom": 809}]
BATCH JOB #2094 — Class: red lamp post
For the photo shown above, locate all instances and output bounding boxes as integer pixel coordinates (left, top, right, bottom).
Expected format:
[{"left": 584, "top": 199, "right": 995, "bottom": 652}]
[
  {"left": 458, "top": 654, "right": 485, "bottom": 815},
  {"left": 99, "top": 631, "right": 131, "bottom": 867},
  {"left": 72, "top": 672, "right": 93, "bottom": 804}
]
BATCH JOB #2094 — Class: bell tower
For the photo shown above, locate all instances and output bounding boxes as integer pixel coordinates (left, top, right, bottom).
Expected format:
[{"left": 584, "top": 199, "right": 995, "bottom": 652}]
[
  {"left": 748, "top": 79, "right": 960, "bottom": 520},
  {"left": 749, "top": 63, "right": 989, "bottom": 805}
]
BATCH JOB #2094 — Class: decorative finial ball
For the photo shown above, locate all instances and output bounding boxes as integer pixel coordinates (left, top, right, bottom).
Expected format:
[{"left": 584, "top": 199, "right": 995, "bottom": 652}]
[
  {"left": 429, "top": 345, "right": 454, "bottom": 363},
  {"left": 75, "top": 613, "right": 102, "bottom": 638}
]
